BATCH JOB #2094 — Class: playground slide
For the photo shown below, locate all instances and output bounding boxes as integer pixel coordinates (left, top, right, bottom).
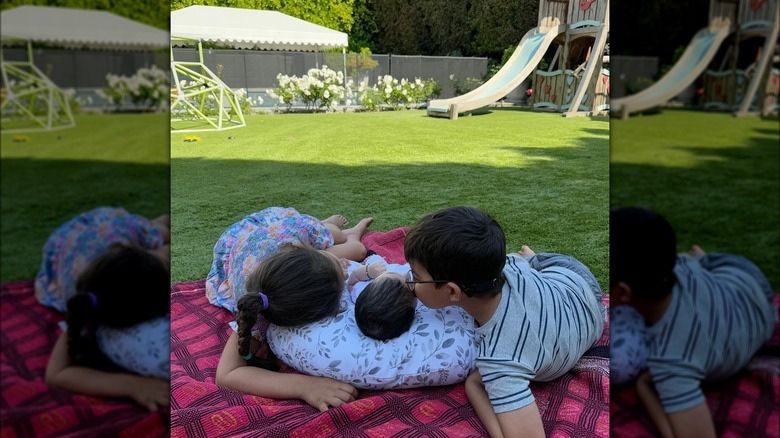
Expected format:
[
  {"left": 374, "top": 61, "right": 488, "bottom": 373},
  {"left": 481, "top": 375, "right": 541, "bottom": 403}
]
[
  {"left": 427, "top": 24, "right": 565, "bottom": 119},
  {"left": 611, "top": 23, "right": 731, "bottom": 119}
]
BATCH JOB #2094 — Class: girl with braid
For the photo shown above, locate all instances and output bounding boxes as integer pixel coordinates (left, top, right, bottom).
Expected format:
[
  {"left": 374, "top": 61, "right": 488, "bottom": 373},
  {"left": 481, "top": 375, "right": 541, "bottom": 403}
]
[
  {"left": 213, "top": 207, "right": 374, "bottom": 411},
  {"left": 39, "top": 208, "right": 171, "bottom": 411}
]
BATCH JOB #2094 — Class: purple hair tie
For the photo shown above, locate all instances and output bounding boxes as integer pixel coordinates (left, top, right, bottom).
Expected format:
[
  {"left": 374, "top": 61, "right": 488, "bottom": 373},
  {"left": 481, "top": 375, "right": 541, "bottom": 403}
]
[
  {"left": 258, "top": 292, "right": 269, "bottom": 310},
  {"left": 86, "top": 292, "right": 99, "bottom": 309}
]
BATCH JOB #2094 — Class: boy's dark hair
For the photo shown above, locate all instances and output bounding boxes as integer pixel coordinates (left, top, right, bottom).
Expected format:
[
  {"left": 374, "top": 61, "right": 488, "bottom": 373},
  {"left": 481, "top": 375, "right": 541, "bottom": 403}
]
[
  {"left": 404, "top": 206, "right": 506, "bottom": 297},
  {"left": 610, "top": 207, "right": 678, "bottom": 301},
  {"left": 67, "top": 243, "right": 170, "bottom": 371},
  {"left": 236, "top": 244, "right": 344, "bottom": 370},
  {"left": 355, "top": 277, "right": 416, "bottom": 341}
]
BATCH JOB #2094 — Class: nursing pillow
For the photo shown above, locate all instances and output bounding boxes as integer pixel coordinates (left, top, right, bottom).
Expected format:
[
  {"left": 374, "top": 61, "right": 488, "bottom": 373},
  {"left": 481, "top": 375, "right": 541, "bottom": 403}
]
[{"left": 266, "top": 260, "right": 477, "bottom": 389}]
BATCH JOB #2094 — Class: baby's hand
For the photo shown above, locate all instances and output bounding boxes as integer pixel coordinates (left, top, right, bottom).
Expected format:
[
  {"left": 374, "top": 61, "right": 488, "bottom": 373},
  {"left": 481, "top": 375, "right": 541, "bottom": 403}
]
[
  {"left": 516, "top": 245, "right": 536, "bottom": 256},
  {"left": 301, "top": 376, "right": 358, "bottom": 412},
  {"left": 128, "top": 376, "right": 170, "bottom": 411},
  {"left": 367, "top": 261, "right": 386, "bottom": 279},
  {"left": 687, "top": 245, "right": 706, "bottom": 257}
]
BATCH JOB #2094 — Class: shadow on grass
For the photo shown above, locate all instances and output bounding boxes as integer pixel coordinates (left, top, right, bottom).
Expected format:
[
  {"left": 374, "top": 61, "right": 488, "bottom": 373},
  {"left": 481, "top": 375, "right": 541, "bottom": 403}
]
[
  {"left": 611, "top": 129, "right": 779, "bottom": 289},
  {"left": 171, "top": 148, "right": 609, "bottom": 285},
  {"left": 1, "top": 158, "right": 169, "bottom": 282}
]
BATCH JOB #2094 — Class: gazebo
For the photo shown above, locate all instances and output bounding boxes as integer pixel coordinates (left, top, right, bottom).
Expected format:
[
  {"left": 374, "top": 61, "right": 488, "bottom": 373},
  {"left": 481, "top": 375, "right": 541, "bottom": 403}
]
[
  {"left": 170, "top": 5, "right": 348, "bottom": 132},
  {"left": 0, "top": 5, "right": 168, "bottom": 133}
]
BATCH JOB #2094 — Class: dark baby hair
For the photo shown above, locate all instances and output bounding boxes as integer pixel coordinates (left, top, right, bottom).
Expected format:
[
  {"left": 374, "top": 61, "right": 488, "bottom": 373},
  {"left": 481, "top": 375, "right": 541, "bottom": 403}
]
[
  {"left": 67, "top": 243, "right": 169, "bottom": 370},
  {"left": 235, "top": 244, "right": 344, "bottom": 370},
  {"left": 610, "top": 207, "right": 678, "bottom": 301},
  {"left": 355, "top": 276, "right": 416, "bottom": 341},
  {"left": 405, "top": 206, "right": 506, "bottom": 297}
]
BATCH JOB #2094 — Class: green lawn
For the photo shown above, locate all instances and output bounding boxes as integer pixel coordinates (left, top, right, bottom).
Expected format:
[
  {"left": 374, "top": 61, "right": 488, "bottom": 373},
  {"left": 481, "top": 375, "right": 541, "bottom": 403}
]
[
  {"left": 0, "top": 113, "right": 170, "bottom": 282},
  {"left": 611, "top": 109, "right": 779, "bottom": 290},
  {"left": 171, "top": 108, "right": 610, "bottom": 287}
]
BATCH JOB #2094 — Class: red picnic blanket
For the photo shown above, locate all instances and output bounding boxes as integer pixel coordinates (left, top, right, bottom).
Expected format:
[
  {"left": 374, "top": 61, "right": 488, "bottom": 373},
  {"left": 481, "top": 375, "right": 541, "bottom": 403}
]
[
  {"left": 170, "top": 228, "right": 611, "bottom": 437},
  {"left": 0, "top": 281, "right": 170, "bottom": 438},
  {"left": 611, "top": 294, "right": 780, "bottom": 438}
]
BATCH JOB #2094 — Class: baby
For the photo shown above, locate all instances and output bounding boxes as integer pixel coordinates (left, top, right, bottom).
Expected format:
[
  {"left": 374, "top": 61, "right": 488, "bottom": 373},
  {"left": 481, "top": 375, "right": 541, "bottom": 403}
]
[{"left": 348, "top": 254, "right": 417, "bottom": 341}]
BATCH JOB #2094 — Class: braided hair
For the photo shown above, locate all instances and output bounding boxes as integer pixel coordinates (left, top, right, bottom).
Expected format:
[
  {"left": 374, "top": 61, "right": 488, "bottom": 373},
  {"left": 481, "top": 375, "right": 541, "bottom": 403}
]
[
  {"left": 235, "top": 244, "right": 344, "bottom": 369},
  {"left": 67, "top": 243, "right": 169, "bottom": 370}
]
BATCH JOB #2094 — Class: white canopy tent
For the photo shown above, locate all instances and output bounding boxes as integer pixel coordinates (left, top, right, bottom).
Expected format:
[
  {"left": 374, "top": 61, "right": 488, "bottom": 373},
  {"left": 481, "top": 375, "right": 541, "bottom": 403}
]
[
  {"left": 170, "top": 6, "right": 349, "bottom": 132},
  {"left": 0, "top": 6, "right": 168, "bottom": 133}
]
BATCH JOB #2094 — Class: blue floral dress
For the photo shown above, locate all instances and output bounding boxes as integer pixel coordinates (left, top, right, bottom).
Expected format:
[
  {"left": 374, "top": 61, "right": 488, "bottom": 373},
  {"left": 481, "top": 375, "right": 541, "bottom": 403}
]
[
  {"left": 35, "top": 207, "right": 163, "bottom": 312},
  {"left": 206, "top": 207, "right": 334, "bottom": 313}
]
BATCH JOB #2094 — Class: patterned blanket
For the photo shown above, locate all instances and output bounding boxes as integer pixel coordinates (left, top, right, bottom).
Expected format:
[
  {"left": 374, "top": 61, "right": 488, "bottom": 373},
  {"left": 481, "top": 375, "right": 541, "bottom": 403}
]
[
  {"left": 170, "top": 228, "right": 610, "bottom": 437},
  {"left": 0, "top": 281, "right": 169, "bottom": 438},
  {"left": 611, "top": 294, "right": 780, "bottom": 438}
]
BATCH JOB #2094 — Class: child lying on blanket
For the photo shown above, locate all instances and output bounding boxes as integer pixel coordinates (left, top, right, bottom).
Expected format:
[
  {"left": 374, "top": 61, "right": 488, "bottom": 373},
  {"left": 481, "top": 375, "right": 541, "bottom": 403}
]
[
  {"left": 206, "top": 207, "right": 373, "bottom": 313},
  {"left": 610, "top": 207, "right": 775, "bottom": 438},
  {"left": 37, "top": 207, "right": 171, "bottom": 411},
  {"left": 349, "top": 256, "right": 417, "bottom": 341},
  {"left": 213, "top": 207, "right": 374, "bottom": 412},
  {"left": 216, "top": 245, "right": 359, "bottom": 411},
  {"left": 404, "top": 206, "right": 604, "bottom": 438}
]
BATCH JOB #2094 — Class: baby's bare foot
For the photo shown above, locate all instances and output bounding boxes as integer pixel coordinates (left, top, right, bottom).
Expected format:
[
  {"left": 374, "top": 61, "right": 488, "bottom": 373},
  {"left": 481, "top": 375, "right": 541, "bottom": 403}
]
[
  {"left": 323, "top": 215, "right": 348, "bottom": 228},
  {"left": 343, "top": 217, "right": 374, "bottom": 237}
]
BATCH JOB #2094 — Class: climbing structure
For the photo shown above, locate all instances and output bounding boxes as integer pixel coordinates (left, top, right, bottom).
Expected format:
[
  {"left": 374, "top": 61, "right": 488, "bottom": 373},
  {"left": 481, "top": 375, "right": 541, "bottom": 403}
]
[
  {"left": 170, "top": 36, "right": 246, "bottom": 132},
  {"left": 701, "top": 0, "right": 779, "bottom": 116},
  {"left": 530, "top": 0, "right": 610, "bottom": 117},
  {"left": 1, "top": 37, "right": 75, "bottom": 133},
  {"left": 427, "top": 0, "right": 609, "bottom": 119}
]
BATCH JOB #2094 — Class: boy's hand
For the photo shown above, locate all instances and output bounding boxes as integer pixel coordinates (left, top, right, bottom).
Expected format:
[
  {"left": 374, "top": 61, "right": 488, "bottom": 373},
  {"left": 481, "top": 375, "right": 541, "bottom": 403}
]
[
  {"left": 127, "top": 376, "right": 170, "bottom": 411},
  {"left": 367, "top": 261, "right": 386, "bottom": 279},
  {"left": 300, "top": 376, "right": 358, "bottom": 412}
]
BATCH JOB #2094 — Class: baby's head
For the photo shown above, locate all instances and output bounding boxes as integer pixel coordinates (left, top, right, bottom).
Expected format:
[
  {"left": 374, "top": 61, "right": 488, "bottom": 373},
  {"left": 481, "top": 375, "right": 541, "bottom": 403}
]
[
  {"left": 610, "top": 207, "right": 678, "bottom": 305},
  {"left": 405, "top": 206, "right": 506, "bottom": 306},
  {"left": 355, "top": 271, "right": 416, "bottom": 341}
]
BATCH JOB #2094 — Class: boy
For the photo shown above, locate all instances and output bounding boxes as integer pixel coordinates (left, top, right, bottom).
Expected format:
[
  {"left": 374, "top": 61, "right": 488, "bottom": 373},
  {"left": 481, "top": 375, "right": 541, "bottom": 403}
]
[
  {"left": 404, "top": 206, "right": 604, "bottom": 437},
  {"left": 610, "top": 207, "right": 775, "bottom": 438}
]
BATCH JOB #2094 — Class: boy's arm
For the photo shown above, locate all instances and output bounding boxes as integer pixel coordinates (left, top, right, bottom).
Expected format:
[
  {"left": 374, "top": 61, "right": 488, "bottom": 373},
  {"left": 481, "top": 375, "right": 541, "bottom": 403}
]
[
  {"left": 465, "top": 370, "right": 544, "bottom": 438},
  {"left": 465, "top": 371, "right": 504, "bottom": 438},
  {"left": 216, "top": 332, "right": 358, "bottom": 412},
  {"left": 45, "top": 333, "right": 170, "bottom": 411},
  {"left": 667, "top": 403, "right": 717, "bottom": 438},
  {"left": 636, "top": 371, "right": 674, "bottom": 438},
  {"left": 636, "top": 371, "right": 716, "bottom": 438}
]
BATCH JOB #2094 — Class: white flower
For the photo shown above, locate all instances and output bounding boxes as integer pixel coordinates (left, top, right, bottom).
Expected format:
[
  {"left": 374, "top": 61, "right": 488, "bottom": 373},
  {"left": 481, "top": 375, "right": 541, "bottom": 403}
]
[
  {"left": 345, "top": 99, "right": 352, "bottom": 106},
  {"left": 449, "top": 74, "right": 455, "bottom": 80},
  {"left": 324, "top": 90, "right": 330, "bottom": 99}
]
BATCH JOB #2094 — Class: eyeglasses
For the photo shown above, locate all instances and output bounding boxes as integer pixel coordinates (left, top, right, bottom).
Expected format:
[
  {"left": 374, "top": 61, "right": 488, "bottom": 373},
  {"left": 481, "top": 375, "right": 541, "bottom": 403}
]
[{"left": 405, "top": 270, "right": 449, "bottom": 292}]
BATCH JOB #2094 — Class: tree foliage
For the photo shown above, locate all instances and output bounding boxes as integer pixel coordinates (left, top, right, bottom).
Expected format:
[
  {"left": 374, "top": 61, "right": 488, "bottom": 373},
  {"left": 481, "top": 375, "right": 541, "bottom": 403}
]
[{"left": 1, "top": 0, "right": 168, "bottom": 30}]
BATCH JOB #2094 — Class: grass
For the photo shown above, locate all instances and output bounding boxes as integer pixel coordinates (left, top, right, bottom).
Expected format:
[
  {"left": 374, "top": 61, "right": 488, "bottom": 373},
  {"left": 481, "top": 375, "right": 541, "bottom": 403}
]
[
  {"left": 171, "top": 107, "right": 610, "bottom": 287},
  {"left": 0, "top": 113, "right": 170, "bottom": 282},
  {"left": 611, "top": 109, "right": 779, "bottom": 290}
]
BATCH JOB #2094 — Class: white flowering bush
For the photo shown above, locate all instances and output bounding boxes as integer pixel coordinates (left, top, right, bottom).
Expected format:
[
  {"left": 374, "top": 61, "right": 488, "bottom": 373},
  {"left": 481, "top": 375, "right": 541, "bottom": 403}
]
[
  {"left": 355, "top": 76, "right": 437, "bottom": 111},
  {"left": 267, "top": 66, "right": 349, "bottom": 112},
  {"left": 266, "top": 67, "right": 436, "bottom": 112},
  {"left": 98, "top": 65, "right": 169, "bottom": 112}
]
